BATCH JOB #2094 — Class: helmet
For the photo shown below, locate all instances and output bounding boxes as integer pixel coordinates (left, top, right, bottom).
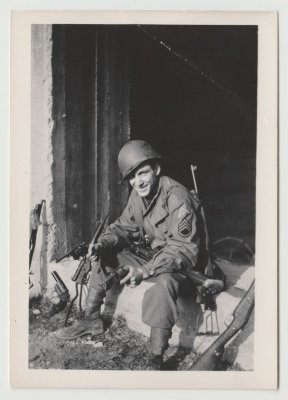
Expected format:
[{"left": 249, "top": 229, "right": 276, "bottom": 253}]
[{"left": 118, "top": 140, "right": 161, "bottom": 179}]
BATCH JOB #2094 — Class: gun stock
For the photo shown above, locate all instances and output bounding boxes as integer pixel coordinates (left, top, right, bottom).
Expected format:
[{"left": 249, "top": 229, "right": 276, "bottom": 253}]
[{"left": 190, "top": 279, "right": 255, "bottom": 370}]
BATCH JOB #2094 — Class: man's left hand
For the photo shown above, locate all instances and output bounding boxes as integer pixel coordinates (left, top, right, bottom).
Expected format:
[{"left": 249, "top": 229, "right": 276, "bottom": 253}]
[{"left": 120, "top": 266, "right": 143, "bottom": 288}]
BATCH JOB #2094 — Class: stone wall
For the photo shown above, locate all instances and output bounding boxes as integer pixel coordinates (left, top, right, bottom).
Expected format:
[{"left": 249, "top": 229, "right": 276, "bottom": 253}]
[
  {"left": 30, "top": 25, "right": 53, "bottom": 296},
  {"left": 30, "top": 25, "right": 130, "bottom": 296}
]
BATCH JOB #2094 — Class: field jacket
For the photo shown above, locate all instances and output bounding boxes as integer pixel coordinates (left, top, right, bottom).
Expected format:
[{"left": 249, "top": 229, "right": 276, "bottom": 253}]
[{"left": 99, "top": 176, "right": 209, "bottom": 278}]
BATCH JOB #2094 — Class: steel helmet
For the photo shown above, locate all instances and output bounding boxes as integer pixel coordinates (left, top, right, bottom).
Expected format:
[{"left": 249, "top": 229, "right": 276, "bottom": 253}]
[{"left": 118, "top": 140, "right": 161, "bottom": 179}]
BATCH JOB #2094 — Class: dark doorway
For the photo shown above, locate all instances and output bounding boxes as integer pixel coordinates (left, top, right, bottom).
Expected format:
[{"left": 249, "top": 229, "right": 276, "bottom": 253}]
[
  {"left": 128, "top": 25, "right": 257, "bottom": 249},
  {"left": 50, "top": 25, "right": 130, "bottom": 259},
  {"left": 49, "top": 24, "right": 257, "bottom": 260}
]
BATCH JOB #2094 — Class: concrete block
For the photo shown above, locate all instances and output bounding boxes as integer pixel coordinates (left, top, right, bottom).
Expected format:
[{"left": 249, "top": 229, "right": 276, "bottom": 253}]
[
  {"left": 111, "top": 259, "right": 255, "bottom": 369},
  {"left": 46, "top": 258, "right": 254, "bottom": 369}
]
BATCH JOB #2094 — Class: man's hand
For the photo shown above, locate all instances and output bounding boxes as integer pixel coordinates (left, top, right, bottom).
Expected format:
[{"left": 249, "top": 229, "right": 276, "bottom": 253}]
[
  {"left": 202, "top": 278, "right": 224, "bottom": 295},
  {"left": 87, "top": 243, "right": 102, "bottom": 260},
  {"left": 120, "top": 266, "right": 143, "bottom": 288}
]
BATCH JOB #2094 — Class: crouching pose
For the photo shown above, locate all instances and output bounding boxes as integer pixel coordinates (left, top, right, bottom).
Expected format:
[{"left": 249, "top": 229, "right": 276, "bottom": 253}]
[{"left": 58, "top": 140, "right": 219, "bottom": 370}]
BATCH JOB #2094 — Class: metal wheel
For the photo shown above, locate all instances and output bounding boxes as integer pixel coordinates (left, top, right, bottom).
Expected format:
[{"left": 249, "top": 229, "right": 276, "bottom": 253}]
[{"left": 212, "top": 236, "right": 254, "bottom": 265}]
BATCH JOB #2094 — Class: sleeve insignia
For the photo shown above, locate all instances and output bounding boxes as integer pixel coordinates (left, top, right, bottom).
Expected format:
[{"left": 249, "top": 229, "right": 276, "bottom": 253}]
[{"left": 178, "top": 219, "right": 192, "bottom": 237}]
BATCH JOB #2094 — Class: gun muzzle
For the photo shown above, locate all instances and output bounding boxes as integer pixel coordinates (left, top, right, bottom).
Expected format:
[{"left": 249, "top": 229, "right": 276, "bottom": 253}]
[{"left": 51, "top": 271, "right": 69, "bottom": 299}]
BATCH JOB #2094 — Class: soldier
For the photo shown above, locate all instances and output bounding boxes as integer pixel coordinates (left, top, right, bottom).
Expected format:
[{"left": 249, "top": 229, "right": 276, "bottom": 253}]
[{"left": 58, "top": 140, "right": 216, "bottom": 370}]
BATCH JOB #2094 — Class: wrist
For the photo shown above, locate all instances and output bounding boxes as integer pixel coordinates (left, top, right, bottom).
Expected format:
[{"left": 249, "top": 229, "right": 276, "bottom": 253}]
[{"left": 96, "top": 242, "right": 103, "bottom": 251}]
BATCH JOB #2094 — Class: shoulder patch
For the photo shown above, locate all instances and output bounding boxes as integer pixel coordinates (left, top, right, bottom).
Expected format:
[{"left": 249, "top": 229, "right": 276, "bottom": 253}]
[
  {"left": 178, "top": 219, "right": 192, "bottom": 237},
  {"left": 178, "top": 206, "right": 190, "bottom": 219}
]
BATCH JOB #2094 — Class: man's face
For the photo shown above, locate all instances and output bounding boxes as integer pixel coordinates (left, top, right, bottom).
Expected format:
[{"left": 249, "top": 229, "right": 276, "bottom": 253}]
[{"left": 128, "top": 163, "right": 160, "bottom": 198}]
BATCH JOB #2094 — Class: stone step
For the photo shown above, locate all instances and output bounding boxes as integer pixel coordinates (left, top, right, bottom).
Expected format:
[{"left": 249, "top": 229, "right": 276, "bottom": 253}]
[{"left": 46, "top": 259, "right": 254, "bottom": 370}]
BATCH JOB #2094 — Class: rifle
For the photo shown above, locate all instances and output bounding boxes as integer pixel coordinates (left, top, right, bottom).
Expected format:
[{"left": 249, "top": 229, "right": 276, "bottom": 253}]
[
  {"left": 190, "top": 165, "right": 224, "bottom": 279},
  {"left": 61, "top": 214, "right": 108, "bottom": 327},
  {"left": 190, "top": 165, "right": 227, "bottom": 333},
  {"left": 29, "top": 200, "right": 45, "bottom": 288},
  {"left": 190, "top": 279, "right": 255, "bottom": 370}
]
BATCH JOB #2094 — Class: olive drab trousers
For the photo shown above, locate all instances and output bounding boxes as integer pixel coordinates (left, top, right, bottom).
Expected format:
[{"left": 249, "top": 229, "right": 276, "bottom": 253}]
[{"left": 89, "top": 247, "right": 191, "bottom": 329}]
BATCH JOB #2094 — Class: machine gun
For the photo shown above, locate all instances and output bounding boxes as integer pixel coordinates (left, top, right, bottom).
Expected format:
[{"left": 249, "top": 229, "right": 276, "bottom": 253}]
[
  {"left": 128, "top": 242, "right": 224, "bottom": 296},
  {"left": 190, "top": 279, "right": 255, "bottom": 370},
  {"left": 56, "top": 243, "right": 89, "bottom": 263},
  {"left": 58, "top": 214, "right": 108, "bottom": 327},
  {"left": 98, "top": 244, "right": 223, "bottom": 296}
]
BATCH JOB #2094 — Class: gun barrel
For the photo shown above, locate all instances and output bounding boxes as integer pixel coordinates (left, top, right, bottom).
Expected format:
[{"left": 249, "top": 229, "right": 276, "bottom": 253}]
[
  {"left": 91, "top": 213, "right": 108, "bottom": 244},
  {"left": 72, "top": 259, "right": 86, "bottom": 282},
  {"left": 190, "top": 164, "right": 199, "bottom": 194},
  {"left": 52, "top": 271, "right": 69, "bottom": 294},
  {"left": 52, "top": 271, "right": 64, "bottom": 285}
]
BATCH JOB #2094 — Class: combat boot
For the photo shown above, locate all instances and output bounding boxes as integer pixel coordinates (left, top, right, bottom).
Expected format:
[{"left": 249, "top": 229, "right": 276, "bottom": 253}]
[
  {"left": 145, "top": 327, "right": 171, "bottom": 370},
  {"left": 56, "top": 287, "right": 105, "bottom": 340}
]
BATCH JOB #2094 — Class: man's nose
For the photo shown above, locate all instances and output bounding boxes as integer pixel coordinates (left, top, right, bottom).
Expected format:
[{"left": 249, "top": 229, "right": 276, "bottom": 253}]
[{"left": 135, "top": 175, "right": 143, "bottom": 186}]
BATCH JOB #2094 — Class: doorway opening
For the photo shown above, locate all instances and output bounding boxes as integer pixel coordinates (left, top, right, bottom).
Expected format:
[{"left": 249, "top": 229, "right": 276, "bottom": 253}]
[{"left": 128, "top": 25, "right": 257, "bottom": 249}]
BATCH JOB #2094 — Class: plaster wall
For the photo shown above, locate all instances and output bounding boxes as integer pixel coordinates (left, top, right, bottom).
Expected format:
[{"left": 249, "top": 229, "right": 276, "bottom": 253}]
[
  {"left": 30, "top": 25, "right": 53, "bottom": 295},
  {"left": 31, "top": 25, "right": 53, "bottom": 211},
  {"left": 30, "top": 25, "right": 130, "bottom": 296}
]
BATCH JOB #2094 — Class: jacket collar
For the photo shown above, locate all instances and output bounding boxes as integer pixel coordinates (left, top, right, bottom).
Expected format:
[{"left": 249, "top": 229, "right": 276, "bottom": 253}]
[{"left": 140, "top": 177, "right": 169, "bottom": 223}]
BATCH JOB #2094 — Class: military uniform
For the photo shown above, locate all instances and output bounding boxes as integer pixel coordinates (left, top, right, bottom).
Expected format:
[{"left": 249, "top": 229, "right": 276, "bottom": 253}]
[
  {"left": 57, "top": 140, "right": 217, "bottom": 369},
  {"left": 89, "top": 175, "right": 208, "bottom": 330}
]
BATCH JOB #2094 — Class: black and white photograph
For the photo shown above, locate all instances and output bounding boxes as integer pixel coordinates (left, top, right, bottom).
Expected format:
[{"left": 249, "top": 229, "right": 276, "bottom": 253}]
[{"left": 10, "top": 10, "right": 278, "bottom": 390}]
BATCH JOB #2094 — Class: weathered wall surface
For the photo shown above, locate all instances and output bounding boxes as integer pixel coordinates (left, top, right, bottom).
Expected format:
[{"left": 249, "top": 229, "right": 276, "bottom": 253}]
[
  {"left": 96, "top": 26, "right": 131, "bottom": 224},
  {"left": 50, "top": 25, "right": 98, "bottom": 260},
  {"left": 49, "top": 25, "right": 130, "bottom": 262},
  {"left": 31, "top": 25, "right": 53, "bottom": 210},
  {"left": 30, "top": 25, "right": 130, "bottom": 295},
  {"left": 30, "top": 25, "right": 53, "bottom": 296}
]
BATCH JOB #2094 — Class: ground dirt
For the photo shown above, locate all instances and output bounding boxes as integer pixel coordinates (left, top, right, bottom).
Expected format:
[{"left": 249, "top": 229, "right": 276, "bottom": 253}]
[{"left": 29, "top": 296, "right": 243, "bottom": 371}]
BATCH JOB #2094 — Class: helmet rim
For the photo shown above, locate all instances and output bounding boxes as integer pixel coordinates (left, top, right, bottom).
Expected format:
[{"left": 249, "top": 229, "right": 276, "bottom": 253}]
[{"left": 118, "top": 140, "right": 161, "bottom": 179}]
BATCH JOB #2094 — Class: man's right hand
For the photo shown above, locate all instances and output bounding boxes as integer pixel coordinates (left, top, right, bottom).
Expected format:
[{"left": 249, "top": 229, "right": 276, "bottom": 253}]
[
  {"left": 120, "top": 266, "right": 143, "bottom": 288},
  {"left": 202, "top": 278, "right": 224, "bottom": 294},
  {"left": 87, "top": 243, "right": 102, "bottom": 260}
]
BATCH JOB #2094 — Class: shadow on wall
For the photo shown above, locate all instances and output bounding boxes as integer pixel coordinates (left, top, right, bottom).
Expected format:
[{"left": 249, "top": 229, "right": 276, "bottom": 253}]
[{"left": 40, "top": 202, "right": 48, "bottom": 291}]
